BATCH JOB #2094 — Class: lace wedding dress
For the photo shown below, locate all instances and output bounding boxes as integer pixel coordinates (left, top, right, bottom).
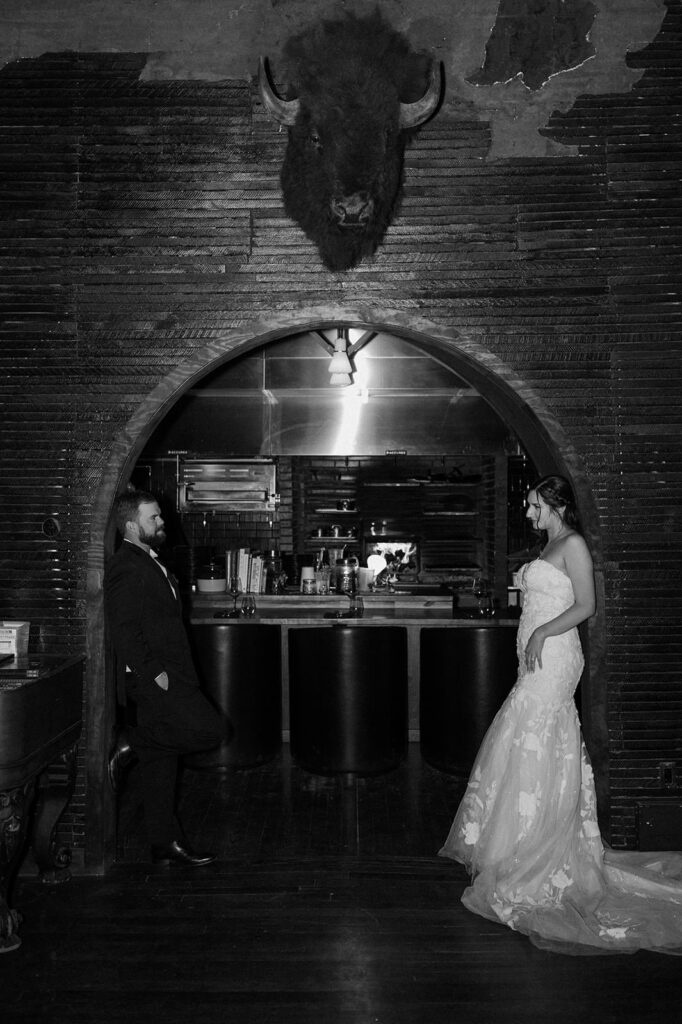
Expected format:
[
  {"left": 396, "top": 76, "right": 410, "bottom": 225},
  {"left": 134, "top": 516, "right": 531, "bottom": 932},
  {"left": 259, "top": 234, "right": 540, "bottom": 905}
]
[{"left": 439, "top": 558, "right": 682, "bottom": 954}]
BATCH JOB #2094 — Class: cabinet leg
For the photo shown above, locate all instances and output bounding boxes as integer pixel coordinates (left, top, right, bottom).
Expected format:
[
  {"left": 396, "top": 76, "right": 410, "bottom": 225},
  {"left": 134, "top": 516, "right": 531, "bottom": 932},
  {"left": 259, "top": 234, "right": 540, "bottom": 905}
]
[
  {"left": 32, "top": 745, "right": 79, "bottom": 884},
  {"left": 0, "top": 780, "right": 35, "bottom": 953}
]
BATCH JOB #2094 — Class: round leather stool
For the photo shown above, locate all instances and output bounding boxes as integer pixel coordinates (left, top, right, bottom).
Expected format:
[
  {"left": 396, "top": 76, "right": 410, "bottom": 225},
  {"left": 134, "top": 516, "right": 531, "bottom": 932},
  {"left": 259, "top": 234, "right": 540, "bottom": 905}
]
[
  {"left": 186, "top": 623, "right": 281, "bottom": 769},
  {"left": 419, "top": 625, "right": 518, "bottom": 774},
  {"left": 288, "top": 625, "right": 408, "bottom": 775}
]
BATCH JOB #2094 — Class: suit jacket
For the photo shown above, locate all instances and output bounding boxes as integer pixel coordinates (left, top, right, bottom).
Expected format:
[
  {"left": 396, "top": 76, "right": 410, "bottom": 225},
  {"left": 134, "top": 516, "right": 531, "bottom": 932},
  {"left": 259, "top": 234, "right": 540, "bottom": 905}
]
[{"left": 104, "top": 541, "right": 199, "bottom": 704}]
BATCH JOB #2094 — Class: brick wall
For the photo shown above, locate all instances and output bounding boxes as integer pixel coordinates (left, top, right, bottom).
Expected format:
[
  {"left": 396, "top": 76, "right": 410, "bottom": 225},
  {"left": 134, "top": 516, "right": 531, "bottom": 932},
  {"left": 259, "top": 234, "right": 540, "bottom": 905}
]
[{"left": 1, "top": 4, "right": 681, "bottom": 853}]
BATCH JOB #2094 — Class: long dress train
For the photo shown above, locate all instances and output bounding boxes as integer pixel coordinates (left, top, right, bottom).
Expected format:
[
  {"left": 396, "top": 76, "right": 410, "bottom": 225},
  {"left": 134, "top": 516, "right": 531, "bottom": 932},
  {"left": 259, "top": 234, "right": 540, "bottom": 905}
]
[{"left": 439, "top": 558, "right": 682, "bottom": 955}]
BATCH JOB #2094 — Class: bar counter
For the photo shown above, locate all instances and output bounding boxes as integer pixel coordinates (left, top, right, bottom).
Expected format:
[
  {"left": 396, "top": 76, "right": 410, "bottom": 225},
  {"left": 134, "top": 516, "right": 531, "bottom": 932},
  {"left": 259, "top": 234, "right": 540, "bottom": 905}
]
[
  {"left": 189, "top": 593, "right": 520, "bottom": 746},
  {"left": 190, "top": 589, "right": 520, "bottom": 624}
]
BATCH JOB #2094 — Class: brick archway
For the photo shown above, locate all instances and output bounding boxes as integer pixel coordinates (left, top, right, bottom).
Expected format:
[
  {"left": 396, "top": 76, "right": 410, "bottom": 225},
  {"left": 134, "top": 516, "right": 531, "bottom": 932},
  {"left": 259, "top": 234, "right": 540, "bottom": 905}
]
[{"left": 85, "top": 308, "right": 606, "bottom": 871}]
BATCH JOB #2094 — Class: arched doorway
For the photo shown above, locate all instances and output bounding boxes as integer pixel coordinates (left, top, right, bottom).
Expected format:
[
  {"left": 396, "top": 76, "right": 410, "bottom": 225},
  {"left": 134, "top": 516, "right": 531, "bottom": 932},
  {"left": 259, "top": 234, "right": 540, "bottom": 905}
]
[{"left": 85, "top": 309, "right": 606, "bottom": 871}]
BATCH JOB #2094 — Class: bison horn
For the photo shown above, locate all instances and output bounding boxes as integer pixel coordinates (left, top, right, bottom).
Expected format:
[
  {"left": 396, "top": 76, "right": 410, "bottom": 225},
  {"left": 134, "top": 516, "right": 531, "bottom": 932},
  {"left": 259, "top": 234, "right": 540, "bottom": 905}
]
[
  {"left": 258, "top": 57, "right": 300, "bottom": 126},
  {"left": 399, "top": 62, "right": 443, "bottom": 130}
]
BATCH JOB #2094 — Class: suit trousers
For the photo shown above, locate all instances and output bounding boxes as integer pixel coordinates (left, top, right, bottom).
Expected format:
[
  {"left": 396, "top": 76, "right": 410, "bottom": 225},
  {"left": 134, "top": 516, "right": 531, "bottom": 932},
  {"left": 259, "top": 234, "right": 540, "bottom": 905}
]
[{"left": 126, "top": 673, "right": 222, "bottom": 847}]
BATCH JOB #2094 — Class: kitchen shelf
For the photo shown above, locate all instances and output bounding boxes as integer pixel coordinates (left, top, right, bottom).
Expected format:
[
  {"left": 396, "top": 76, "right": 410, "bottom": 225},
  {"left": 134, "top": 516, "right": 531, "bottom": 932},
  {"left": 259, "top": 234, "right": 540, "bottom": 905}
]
[
  {"left": 308, "top": 536, "right": 358, "bottom": 543},
  {"left": 363, "top": 481, "right": 480, "bottom": 489},
  {"left": 406, "top": 479, "right": 481, "bottom": 487},
  {"left": 426, "top": 564, "right": 482, "bottom": 572},
  {"left": 314, "top": 508, "right": 359, "bottom": 514},
  {"left": 426, "top": 538, "right": 481, "bottom": 544}
]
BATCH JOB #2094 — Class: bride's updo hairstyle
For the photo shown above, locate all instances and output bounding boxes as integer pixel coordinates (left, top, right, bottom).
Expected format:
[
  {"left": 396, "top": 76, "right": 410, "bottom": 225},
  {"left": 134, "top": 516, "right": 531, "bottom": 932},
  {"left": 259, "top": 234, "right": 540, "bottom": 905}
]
[{"left": 531, "top": 474, "right": 582, "bottom": 532}]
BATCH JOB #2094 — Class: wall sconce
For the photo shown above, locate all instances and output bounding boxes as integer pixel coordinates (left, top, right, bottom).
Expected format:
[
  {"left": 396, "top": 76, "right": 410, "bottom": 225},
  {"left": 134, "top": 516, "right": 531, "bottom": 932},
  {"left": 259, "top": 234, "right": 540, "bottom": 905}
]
[{"left": 328, "top": 328, "right": 353, "bottom": 386}]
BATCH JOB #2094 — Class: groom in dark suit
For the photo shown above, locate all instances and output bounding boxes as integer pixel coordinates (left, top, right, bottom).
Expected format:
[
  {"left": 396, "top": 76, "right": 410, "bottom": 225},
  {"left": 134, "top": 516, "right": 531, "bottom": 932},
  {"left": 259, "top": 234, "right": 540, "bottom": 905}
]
[{"left": 104, "top": 489, "right": 222, "bottom": 866}]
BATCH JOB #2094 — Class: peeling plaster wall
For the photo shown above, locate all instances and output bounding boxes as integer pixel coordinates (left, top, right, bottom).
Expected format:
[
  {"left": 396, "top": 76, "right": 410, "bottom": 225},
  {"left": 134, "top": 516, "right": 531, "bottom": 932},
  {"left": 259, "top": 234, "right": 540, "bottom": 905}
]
[{"left": 0, "top": 0, "right": 667, "bottom": 157}]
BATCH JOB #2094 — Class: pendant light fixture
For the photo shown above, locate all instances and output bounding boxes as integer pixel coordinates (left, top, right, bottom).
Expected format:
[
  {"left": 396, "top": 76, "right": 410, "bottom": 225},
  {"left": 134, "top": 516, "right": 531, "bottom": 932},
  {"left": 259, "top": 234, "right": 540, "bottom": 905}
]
[{"left": 328, "top": 327, "right": 353, "bottom": 386}]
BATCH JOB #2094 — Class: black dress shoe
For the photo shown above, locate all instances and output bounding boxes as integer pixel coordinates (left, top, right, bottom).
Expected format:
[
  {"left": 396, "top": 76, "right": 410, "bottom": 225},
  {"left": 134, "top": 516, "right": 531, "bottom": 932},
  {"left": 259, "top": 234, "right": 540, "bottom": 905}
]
[
  {"left": 108, "top": 730, "right": 137, "bottom": 794},
  {"left": 150, "top": 840, "right": 216, "bottom": 867}
]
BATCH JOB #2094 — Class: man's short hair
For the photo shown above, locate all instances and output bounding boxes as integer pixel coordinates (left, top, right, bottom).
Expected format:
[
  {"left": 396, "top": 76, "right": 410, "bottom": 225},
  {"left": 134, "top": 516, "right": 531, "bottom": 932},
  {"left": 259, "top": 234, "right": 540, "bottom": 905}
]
[{"left": 113, "top": 489, "right": 157, "bottom": 536}]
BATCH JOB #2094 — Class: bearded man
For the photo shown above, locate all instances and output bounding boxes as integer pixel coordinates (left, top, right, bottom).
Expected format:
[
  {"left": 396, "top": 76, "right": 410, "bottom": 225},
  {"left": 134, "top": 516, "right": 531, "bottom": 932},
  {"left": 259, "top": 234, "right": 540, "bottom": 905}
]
[{"left": 104, "top": 489, "right": 222, "bottom": 866}]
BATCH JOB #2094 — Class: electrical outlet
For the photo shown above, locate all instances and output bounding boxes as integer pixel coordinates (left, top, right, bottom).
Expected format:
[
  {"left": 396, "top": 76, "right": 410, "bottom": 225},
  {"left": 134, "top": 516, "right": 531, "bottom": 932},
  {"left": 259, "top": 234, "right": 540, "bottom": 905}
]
[{"left": 659, "top": 761, "right": 679, "bottom": 789}]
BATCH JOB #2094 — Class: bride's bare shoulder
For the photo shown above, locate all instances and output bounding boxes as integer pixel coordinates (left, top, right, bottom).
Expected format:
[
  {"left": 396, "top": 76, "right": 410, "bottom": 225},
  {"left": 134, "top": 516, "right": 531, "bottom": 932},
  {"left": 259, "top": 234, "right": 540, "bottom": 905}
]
[
  {"left": 561, "top": 531, "right": 593, "bottom": 566},
  {"left": 563, "top": 531, "right": 588, "bottom": 550}
]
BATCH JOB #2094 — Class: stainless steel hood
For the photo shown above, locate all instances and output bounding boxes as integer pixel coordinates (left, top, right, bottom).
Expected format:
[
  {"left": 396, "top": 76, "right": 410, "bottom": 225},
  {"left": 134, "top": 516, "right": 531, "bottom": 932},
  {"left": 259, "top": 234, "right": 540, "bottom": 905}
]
[{"left": 144, "top": 330, "right": 512, "bottom": 457}]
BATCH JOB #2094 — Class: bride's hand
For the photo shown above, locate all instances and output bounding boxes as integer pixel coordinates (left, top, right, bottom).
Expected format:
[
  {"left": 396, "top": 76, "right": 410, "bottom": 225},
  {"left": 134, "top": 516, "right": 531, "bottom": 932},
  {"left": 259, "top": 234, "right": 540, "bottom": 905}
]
[{"left": 525, "top": 629, "right": 546, "bottom": 672}]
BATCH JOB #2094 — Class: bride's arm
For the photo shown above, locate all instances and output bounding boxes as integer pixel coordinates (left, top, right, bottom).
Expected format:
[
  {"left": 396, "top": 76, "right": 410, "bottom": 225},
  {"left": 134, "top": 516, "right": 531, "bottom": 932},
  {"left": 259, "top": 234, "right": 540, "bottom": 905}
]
[{"left": 525, "top": 535, "right": 596, "bottom": 671}]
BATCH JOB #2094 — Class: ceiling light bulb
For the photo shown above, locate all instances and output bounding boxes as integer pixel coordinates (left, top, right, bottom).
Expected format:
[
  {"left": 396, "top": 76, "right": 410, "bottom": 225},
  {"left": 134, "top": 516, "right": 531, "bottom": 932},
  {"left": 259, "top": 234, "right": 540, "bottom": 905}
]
[{"left": 328, "top": 349, "right": 353, "bottom": 374}]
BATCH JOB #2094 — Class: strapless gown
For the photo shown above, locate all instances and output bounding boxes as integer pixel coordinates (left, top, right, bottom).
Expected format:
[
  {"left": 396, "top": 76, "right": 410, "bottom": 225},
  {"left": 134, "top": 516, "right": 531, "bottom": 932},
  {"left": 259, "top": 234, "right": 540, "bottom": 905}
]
[{"left": 439, "top": 558, "right": 682, "bottom": 955}]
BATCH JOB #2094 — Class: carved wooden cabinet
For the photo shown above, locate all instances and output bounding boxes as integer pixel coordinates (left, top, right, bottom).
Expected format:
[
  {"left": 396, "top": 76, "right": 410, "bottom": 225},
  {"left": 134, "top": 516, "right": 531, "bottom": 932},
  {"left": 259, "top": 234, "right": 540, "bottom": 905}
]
[{"left": 0, "top": 655, "right": 83, "bottom": 952}]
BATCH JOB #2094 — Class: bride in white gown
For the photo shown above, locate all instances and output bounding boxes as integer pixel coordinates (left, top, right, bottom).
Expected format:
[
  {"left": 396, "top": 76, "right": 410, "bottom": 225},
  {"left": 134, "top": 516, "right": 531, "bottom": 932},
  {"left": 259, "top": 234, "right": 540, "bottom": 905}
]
[{"left": 439, "top": 474, "right": 682, "bottom": 955}]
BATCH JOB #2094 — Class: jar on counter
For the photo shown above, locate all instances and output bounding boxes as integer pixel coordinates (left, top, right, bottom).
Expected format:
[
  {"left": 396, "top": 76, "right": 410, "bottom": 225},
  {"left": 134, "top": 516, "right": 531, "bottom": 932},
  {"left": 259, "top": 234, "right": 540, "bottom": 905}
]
[
  {"left": 332, "top": 558, "right": 358, "bottom": 595},
  {"left": 264, "top": 549, "right": 284, "bottom": 594},
  {"left": 196, "top": 561, "right": 227, "bottom": 593},
  {"left": 315, "top": 566, "right": 331, "bottom": 595}
]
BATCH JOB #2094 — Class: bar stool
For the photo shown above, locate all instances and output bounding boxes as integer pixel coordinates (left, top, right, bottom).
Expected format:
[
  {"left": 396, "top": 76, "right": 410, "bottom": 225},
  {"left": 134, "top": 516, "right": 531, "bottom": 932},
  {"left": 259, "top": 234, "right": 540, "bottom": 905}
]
[
  {"left": 419, "top": 625, "right": 518, "bottom": 774},
  {"left": 186, "top": 623, "right": 282, "bottom": 769},
  {"left": 288, "top": 625, "right": 407, "bottom": 775}
]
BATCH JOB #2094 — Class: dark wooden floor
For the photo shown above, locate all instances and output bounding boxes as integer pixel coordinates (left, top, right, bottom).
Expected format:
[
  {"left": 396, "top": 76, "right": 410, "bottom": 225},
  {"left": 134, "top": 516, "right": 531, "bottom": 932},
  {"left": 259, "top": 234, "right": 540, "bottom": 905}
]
[{"left": 5, "top": 746, "right": 682, "bottom": 1024}]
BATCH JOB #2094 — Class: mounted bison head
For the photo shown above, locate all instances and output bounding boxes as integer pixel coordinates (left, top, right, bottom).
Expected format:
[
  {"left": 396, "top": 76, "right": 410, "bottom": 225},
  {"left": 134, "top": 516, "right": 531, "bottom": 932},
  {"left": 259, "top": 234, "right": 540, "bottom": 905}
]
[{"left": 259, "top": 11, "right": 442, "bottom": 272}]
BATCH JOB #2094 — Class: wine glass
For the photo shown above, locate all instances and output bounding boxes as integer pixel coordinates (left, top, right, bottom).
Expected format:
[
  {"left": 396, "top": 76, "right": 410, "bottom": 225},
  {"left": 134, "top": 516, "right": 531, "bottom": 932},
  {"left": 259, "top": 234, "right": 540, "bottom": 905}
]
[
  {"left": 229, "top": 576, "right": 242, "bottom": 617},
  {"left": 240, "top": 594, "right": 256, "bottom": 617}
]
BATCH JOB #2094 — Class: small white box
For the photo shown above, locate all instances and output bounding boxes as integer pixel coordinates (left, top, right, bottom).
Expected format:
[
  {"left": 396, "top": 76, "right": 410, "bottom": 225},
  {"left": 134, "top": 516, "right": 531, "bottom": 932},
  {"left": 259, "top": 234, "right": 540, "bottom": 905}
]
[{"left": 0, "top": 621, "right": 30, "bottom": 656}]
